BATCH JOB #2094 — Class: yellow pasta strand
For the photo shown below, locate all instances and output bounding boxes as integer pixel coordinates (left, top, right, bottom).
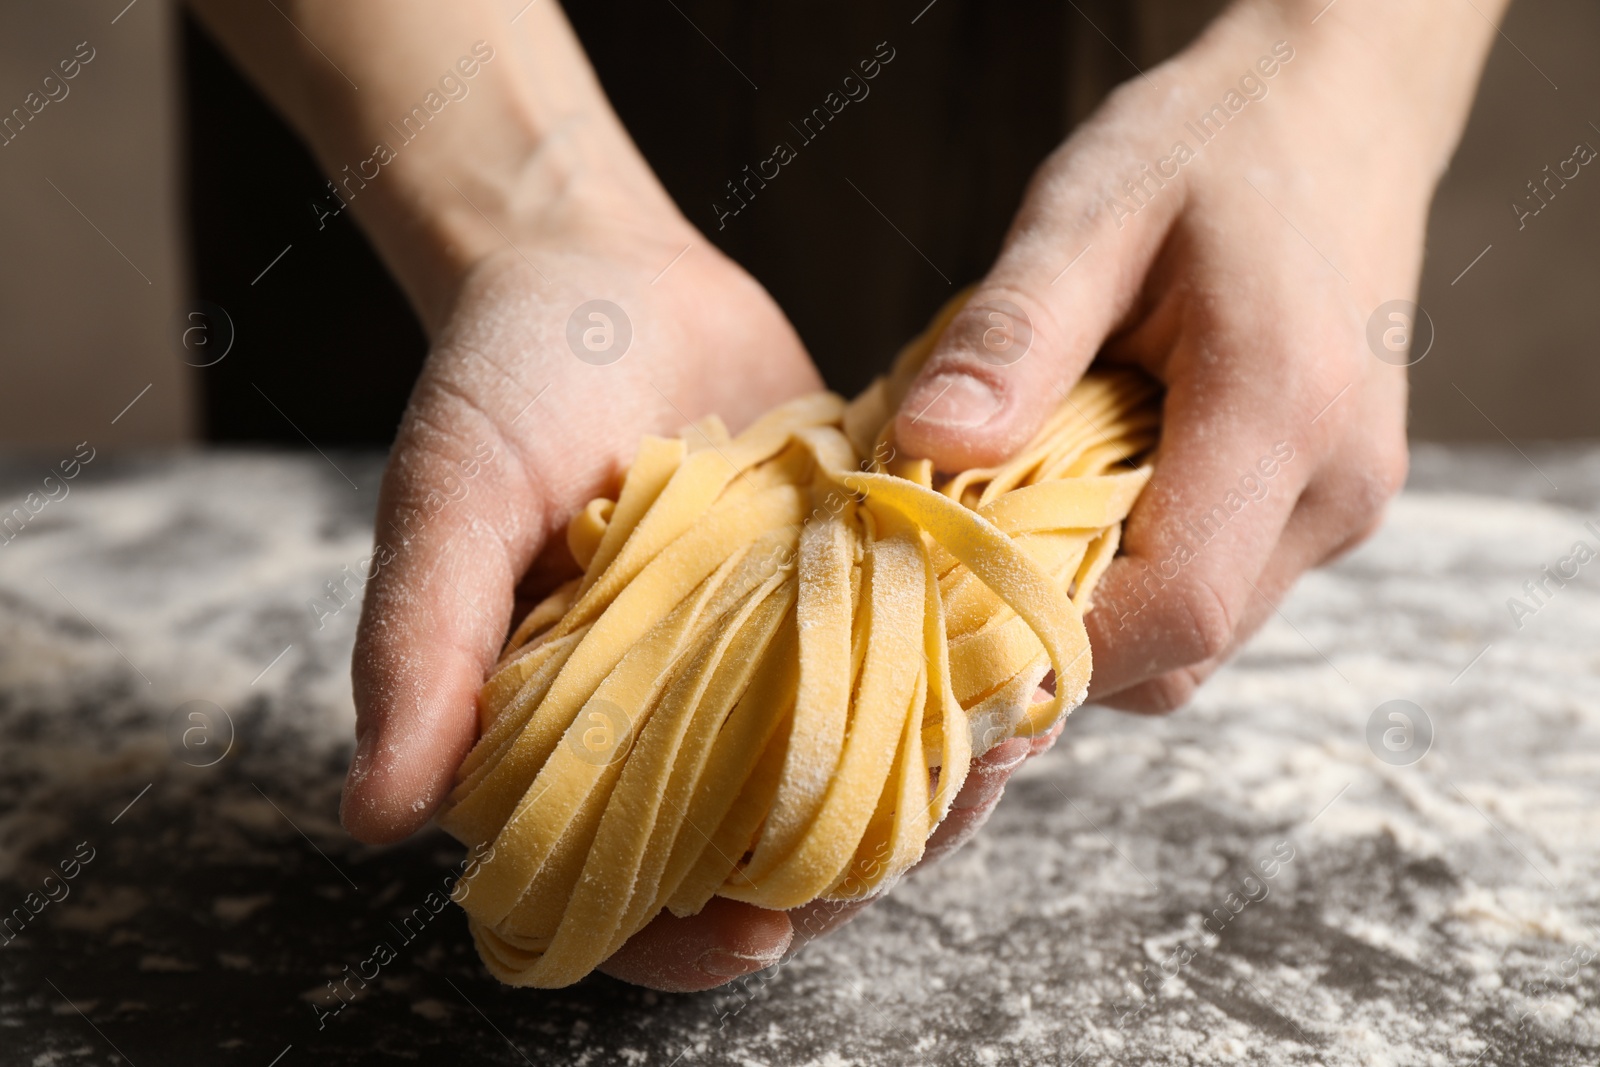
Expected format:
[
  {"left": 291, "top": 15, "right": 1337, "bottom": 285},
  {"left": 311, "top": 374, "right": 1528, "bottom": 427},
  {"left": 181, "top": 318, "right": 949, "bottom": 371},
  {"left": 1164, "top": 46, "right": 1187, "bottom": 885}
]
[{"left": 438, "top": 298, "right": 1161, "bottom": 988}]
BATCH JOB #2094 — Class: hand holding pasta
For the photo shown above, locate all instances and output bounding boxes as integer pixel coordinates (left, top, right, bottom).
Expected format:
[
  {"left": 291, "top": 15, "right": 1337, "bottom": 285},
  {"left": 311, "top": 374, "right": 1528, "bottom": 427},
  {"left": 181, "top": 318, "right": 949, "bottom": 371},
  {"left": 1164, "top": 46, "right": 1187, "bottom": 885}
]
[
  {"left": 440, "top": 301, "right": 1160, "bottom": 987},
  {"left": 179, "top": 0, "right": 1505, "bottom": 1001}
]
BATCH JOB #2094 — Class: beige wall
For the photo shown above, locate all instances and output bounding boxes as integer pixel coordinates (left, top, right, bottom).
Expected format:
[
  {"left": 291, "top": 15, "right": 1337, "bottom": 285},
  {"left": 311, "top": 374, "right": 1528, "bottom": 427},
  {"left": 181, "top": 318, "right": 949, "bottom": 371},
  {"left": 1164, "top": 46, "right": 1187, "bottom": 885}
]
[
  {"left": 1120, "top": 0, "right": 1599, "bottom": 442},
  {"left": 0, "top": 0, "right": 1591, "bottom": 446},
  {"left": 1413, "top": 0, "right": 1600, "bottom": 441},
  {"left": 0, "top": 0, "right": 189, "bottom": 448}
]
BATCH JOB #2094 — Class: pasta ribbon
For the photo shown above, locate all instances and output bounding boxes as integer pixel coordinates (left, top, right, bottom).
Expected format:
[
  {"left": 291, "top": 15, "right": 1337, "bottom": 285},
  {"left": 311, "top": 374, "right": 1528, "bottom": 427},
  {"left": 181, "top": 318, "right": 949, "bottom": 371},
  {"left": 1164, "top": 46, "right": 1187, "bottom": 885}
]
[{"left": 439, "top": 300, "right": 1161, "bottom": 987}]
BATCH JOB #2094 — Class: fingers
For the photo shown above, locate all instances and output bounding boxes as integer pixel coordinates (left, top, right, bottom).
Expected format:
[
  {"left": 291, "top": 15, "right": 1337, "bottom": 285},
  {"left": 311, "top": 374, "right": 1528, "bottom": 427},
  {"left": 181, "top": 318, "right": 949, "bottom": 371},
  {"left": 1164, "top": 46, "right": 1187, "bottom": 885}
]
[
  {"left": 605, "top": 700, "right": 1063, "bottom": 988},
  {"left": 783, "top": 734, "right": 1031, "bottom": 958},
  {"left": 1083, "top": 334, "right": 1320, "bottom": 700},
  {"left": 598, "top": 897, "right": 792, "bottom": 992},
  {"left": 785, "top": 705, "right": 1062, "bottom": 960},
  {"left": 1096, "top": 495, "right": 1316, "bottom": 714},
  {"left": 918, "top": 737, "right": 1030, "bottom": 863},
  {"left": 607, "top": 770, "right": 1000, "bottom": 991},
  {"left": 1095, "top": 388, "right": 1408, "bottom": 711},
  {"left": 920, "top": 702, "right": 1064, "bottom": 866},
  {"left": 893, "top": 115, "right": 1188, "bottom": 470},
  {"left": 342, "top": 388, "right": 540, "bottom": 845},
  {"left": 783, "top": 896, "right": 879, "bottom": 958}
]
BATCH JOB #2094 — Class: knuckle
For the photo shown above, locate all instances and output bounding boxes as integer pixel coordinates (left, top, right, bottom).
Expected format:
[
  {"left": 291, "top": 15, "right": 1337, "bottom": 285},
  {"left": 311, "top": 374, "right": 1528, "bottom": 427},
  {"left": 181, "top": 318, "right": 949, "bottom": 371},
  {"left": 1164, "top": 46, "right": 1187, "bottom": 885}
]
[
  {"left": 1371, "top": 437, "right": 1411, "bottom": 500},
  {"left": 1339, "top": 435, "right": 1410, "bottom": 525},
  {"left": 1333, "top": 514, "right": 1386, "bottom": 559},
  {"left": 1110, "top": 669, "right": 1200, "bottom": 715},
  {"left": 1174, "top": 573, "right": 1238, "bottom": 664},
  {"left": 403, "top": 376, "right": 508, "bottom": 467},
  {"left": 936, "top": 285, "right": 1056, "bottom": 369}
]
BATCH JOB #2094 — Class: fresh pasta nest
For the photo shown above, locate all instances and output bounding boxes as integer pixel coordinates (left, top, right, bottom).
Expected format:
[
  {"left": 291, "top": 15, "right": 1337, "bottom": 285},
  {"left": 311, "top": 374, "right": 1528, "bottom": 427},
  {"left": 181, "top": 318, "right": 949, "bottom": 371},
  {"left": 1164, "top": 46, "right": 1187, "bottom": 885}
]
[{"left": 438, "top": 301, "right": 1161, "bottom": 987}]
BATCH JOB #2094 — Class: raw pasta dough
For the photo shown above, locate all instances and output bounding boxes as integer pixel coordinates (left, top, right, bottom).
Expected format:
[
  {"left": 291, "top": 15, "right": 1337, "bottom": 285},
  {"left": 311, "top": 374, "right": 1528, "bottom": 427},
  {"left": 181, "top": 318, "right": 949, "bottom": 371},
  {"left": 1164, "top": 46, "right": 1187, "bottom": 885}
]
[{"left": 439, "top": 298, "right": 1160, "bottom": 987}]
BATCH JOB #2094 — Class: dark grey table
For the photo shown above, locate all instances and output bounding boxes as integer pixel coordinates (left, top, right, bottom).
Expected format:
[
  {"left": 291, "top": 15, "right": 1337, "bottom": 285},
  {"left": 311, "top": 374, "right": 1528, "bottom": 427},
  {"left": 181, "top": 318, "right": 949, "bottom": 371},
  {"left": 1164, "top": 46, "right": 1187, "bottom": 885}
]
[{"left": 2, "top": 445, "right": 1597, "bottom": 1065}]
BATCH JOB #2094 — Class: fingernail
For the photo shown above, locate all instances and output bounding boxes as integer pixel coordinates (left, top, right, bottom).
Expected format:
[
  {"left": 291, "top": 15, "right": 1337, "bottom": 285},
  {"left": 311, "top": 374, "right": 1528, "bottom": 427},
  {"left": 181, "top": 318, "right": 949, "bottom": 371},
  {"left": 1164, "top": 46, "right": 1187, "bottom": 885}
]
[
  {"left": 904, "top": 374, "right": 1002, "bottom": 429},
  {"left": 342, "top": 730, "right": 377, "bottom": 811},
  {"left": 982, "top": 737, "right": 1030, "bottom": 772},
  {"left": 352, "top": 728, "right": 377, "bottom": 777},
  {"left": 952, "top": 782, "right": 1007, "bottom": 812},
  {"left": 698, "top": 948, "right": 781, "bottom": 979}
]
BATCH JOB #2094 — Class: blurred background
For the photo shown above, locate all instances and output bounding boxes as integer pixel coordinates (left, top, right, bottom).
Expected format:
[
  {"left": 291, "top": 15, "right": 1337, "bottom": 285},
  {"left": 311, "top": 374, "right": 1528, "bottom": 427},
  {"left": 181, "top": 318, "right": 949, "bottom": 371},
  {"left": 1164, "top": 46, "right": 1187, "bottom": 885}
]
[{"left": 0, "top": 0, "right": 1593, "bottom": 449}]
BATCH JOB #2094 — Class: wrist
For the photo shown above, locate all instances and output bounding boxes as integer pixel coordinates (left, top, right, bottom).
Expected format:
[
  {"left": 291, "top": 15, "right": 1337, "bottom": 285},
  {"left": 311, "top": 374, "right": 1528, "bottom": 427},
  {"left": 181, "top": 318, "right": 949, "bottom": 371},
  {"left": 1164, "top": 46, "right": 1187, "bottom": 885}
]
[
  {"left": 233, "top": 0, "right": 687, "bottom": 335},
  {"left": 376, "top": 117, "right": 684, "bottom": 332},
  {"left": 1206, "top": 0, "right": 1505, "bottom": 179}
]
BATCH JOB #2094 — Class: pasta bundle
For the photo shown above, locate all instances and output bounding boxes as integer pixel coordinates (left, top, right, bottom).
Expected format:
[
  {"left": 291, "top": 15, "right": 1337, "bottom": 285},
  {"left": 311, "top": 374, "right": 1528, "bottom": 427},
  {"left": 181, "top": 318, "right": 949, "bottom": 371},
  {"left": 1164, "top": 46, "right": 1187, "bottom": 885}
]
[{"left": 438, "top": 300, "right": 1161, "bottom": 987}]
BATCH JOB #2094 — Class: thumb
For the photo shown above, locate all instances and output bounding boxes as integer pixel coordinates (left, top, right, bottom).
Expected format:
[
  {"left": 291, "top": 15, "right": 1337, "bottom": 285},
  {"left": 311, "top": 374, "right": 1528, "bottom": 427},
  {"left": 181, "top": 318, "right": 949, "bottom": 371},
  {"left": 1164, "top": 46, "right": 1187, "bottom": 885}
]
[
  {"left": 894, "top": 145, "right": 1185, "bottom": 469},
  {"left": 342, "top": 407, "right": 544, "bottom": 845}
]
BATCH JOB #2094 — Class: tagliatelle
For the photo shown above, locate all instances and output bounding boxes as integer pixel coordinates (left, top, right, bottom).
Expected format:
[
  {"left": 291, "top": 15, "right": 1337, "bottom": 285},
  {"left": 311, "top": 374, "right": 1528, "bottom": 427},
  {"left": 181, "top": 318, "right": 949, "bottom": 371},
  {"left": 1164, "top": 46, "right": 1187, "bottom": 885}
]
[{"left": 438, "top": 297, "right": 1161, "bottom": 988}]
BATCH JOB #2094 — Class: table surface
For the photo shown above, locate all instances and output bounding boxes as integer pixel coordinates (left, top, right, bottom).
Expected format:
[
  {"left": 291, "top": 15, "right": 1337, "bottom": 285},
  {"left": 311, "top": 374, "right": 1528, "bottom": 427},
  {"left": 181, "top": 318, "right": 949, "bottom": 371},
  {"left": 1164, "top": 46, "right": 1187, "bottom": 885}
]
[{"left": 1, "top": 444, "right": 1597, "bottom": 1067}]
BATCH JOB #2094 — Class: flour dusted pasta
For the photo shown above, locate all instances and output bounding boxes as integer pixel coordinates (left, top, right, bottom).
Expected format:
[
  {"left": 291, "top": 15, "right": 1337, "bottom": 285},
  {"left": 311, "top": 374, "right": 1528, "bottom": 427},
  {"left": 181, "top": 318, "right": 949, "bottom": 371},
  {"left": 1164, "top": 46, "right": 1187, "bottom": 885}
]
[{"left": 439, "top": 298, "right": 1160, "bottom": 987}]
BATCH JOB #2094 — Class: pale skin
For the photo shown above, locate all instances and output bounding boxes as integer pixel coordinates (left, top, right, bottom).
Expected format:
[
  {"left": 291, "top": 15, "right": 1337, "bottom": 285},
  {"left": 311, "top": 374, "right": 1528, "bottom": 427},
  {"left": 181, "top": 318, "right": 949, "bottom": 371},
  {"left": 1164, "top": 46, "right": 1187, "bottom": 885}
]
[{"left": 190, "top": 0, "right": 1505, "bottom": 991}]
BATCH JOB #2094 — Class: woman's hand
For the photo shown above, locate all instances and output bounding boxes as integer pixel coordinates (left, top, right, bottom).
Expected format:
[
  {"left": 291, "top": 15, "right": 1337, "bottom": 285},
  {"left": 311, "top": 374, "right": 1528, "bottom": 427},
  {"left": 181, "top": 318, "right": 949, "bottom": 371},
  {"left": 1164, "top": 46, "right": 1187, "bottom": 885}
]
[
  {"left": 185, "top": 0, "right": 823, "bottom": 851},
  {"left": 892, "top": 0, "right": 1504, "bottom": 710},
  {"left": 192, "top": 0, "right": 1060, "bottom": 992},
  {"left": 342, "top": 183, "right": 1077, "bottom": 991},
  {"left": 340, "top": 202, "right": 822, "bottom": 837},
  {"left": 193, "top": 0, "right": 1504, "bottom": 992},
  {"left": 344, "top": 190, "right": 845, "bottom": 990},
  {"left": 592, "top": 709, "right": 1064, "bottom": 992}
]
